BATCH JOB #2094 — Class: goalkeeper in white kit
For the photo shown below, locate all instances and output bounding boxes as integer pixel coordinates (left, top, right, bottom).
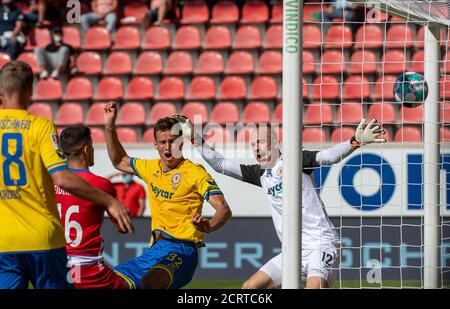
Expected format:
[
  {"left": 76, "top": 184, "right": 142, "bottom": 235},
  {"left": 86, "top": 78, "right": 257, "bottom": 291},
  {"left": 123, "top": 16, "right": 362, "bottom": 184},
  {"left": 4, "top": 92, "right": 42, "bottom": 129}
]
[{"left": 174, "top": 116, "right": 386, "bottom": 289}]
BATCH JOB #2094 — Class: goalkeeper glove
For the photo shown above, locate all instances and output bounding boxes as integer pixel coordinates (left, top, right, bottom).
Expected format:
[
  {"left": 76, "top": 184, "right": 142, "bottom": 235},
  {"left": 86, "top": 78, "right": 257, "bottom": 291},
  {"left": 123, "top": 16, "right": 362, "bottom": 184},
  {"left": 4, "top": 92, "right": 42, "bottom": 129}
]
[
  {"left": 351, "top": 118, "right": 386, "bottom": 148},
  {"left": 171, "top": 115, "right": 195, "bottom": 142}
]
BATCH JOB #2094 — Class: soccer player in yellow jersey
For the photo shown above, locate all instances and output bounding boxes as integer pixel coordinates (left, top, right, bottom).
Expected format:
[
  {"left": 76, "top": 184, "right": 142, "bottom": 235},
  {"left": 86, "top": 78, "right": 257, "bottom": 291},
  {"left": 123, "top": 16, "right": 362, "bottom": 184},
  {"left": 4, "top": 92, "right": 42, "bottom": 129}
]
[
  {"left": 104, "top": 101, "right": 232, "bottom": 289},
  {"left": 0, "top": 61, "right": 134, "bottom": 289}
]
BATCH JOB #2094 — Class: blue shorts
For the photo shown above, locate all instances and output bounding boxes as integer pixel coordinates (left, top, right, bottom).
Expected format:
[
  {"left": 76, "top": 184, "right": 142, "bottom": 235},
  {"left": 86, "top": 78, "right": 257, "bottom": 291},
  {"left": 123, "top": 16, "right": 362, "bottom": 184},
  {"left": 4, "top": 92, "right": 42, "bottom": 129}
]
[
  {"left": 0, "top": 247, "right": 73, "bottom": 289},
  {"left": 113, "top": 239, "right": 198, "bottom": 289}
]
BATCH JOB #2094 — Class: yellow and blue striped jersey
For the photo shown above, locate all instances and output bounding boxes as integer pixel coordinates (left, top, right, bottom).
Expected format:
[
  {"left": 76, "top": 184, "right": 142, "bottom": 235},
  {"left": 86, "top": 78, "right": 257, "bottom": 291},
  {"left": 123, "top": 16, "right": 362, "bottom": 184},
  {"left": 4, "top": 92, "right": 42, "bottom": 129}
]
[
  {"left": 130, "top": 158, "right": 222, "bottom": 244},
  {"left": 0, "top": 109, "right": 67, "bottom": 253}
]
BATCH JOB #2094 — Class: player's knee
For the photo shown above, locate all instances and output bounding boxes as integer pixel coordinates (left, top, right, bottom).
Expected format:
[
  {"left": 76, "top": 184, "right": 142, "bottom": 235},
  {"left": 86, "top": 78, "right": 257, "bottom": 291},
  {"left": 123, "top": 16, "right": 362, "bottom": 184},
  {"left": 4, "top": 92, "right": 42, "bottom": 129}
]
[
  {"left": 241, "top": 279, "right": 258, "bottom": 289},
  {"left": 140, "top": 268, "right": 171, "bottom": 289}
]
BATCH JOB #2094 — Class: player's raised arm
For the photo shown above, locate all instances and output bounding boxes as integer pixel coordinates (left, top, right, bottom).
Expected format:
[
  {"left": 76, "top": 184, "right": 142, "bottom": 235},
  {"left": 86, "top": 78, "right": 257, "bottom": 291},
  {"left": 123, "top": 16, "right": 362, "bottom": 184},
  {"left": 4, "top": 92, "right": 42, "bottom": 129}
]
[
  {"left": 104, "top": 101, "right": 134, "bottom": 174},
  {"left": 192, "top": 194, "right": 232, "bottom": 233}
]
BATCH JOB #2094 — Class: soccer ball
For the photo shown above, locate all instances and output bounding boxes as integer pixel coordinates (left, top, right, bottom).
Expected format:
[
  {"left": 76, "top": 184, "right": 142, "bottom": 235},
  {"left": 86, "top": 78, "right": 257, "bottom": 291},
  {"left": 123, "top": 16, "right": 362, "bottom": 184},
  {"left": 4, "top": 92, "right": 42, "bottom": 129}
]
[{"left": 393, "top": 72, "right": 428, "bottom": 108}]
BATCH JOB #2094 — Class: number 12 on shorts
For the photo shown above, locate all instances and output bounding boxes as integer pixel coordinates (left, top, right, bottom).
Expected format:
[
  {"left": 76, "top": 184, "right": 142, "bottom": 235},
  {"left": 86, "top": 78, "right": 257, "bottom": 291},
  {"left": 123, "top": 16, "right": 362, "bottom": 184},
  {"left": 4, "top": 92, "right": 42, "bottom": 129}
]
[{"left": 321, "top": 252, "right": 333, "bottom": 268}]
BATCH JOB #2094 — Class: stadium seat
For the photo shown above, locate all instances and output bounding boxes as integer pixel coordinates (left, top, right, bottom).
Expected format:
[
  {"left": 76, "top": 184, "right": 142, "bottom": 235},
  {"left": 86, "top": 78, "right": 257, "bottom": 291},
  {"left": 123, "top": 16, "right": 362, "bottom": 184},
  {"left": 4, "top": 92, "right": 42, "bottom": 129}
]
[
  {"left": 173, "top": 26, "right": 201, "bottom": 50},
  {"left": 441, "top": 127, "right": 450, "bottom": 142},
  {"left": 304, "top": 103, "right": 333, "bottom": 125},
  {"left": 354, "top": 24, "right": 383, "bottom": 49},
  {"left": 188, "top": 76, "right": 216, "bottom": 100},
  {"left": 381, "top": 50, "right": 407, "bottom": 74},
  {"left": 303, "top": 128, "right": 327, "bottom": 143},
  {"left": 83, "top": 27, "right": 111, "bottom": 50},
  {"left": 34, "top": 79, "right": 62, "bottom": 101},
  {"left": 57, "top": 103, "right": 84, "bottom": 125},
  {"left": 181, "top": 102, "right": 209, "bottom": 124},
  {"left": 373, "top": 75, "right": 396, "bottom": 100},
  {"left": 90, "top": 127, "right": 106, "bottom": 143},
  {"left": 401, "top": 105, "right": 423, "bottom": 123},
  {"left": 312, "top": 76, "right": 339, "bottom": 100},
  {"left": 218, "top": 76, "right": 247, "bottom": 100},
  {"left": 249, "top": 76, "right": 277, "bottom": 100},
  {"left": 195, "top": 51, "right": 224, "bottom": 75},
  {"left": 330, "top": 127, "right": 356, "bottom": 142},
  {"left": 180, "top": 0, "right": 209, "bottom": 24},
  {"left": 142, "top": 128, "right": 155, "bottom": 143},
  {"left": 303, "top": 24, "right": 321, "bottom": 49},
  {"left": 117, "top": 127, "right": 139, "bottom": 143},
  {"left": 416, "top": 26, "right": 446, "bottom": 48},
  {"left": 265, "top": 25, "right": 282, "bottom": 49},
  {"left": 441, "top": 103, "right": 450, "bottom": 123},
  {"left": 303, "top": 3, "right": 322, "bottom": 21},
  {"left": 442, "top": 52, "right": 450, "bottom": 74},
  {"left": 0, "top": 52, "right": 10, "bottom": 69},
  {"left": 149, "top": 102, "right": 177, "bottom": 125},
  {"left": 233, "top": 26, "right": 262, "bottom": 49},
  {"left": 349, "top": 50, "right": 377, "bottom": 74},
  {"left": 270, "top": 0, "right": 282, "bottom": 23},
  {"left": 386, "top": 25, "right": 414, "bottom": 48},
  {"left": 165, "top": 51, "right": 193, "bottom": 75},
  {"left": 94, "top": 77, "right": 123, "bottom": 101},
  {"left": 394, "top": 126, "right": 422, "bottom": 142},
  {"left": 210, "top": 0, "right": 239, "bottom": 24},
  {"left": 274, "top": 103, "right": 282, "bottom": 123},
  {"left": 157, "top": 77, "right": 185, "bottom": 100},
  {"left": 411, "top": 50, "right": 424, "bottom": 73},
  {"left": 241, "top": 0, "right": 269, "bottom": 24},
  {"left": 337, "top": 103, "right": 364, "bottom": 124},
  {"left": 17, "top": 52, "right": 41, "bottom": 74},
  {"left": 226, "top": 51, "right": 254, "bottom": 74},
  {"left": 236, "top": 126, "right": 254, "bottom": 143},
  {"left": 302, "top": 79, "right": 309, "bottom": 99},
  {"left": 126, "top": 77, "right": 154, "bottom": 100},
  {"left": 321, "top": 50, "right": 345, "bottom": 74},
  {"left": 343, "top": 76, "right": 371, "bottom": 100},
  {"left": 122, "top": 2, "right": 147, "bottom": 24},
  {"left": 441, "top": 76, "right": 450, "bottom": 100},
  {"left": 243, "top": 102, "right": 270, "bottom": 124},
  {"left": 367, "top": 102, "right": 396, "bottom": 123},
  {"left": 117, "top": 102, "right": 146, "bottom": 126},
  {"left": 204, "top": 126, "right": 232, "bottom": 144},
  {"left": 112, "top": 26, "right": 140, "bottom": 50},
  {"left": 303, "top": 50, "right": 316, "bottom": 74},
  {"left": 28, "top": 103, "right": 53, "bottom": 120},
  {"left": 325, "top": 25, "right": 353, "bottom": 49},
  {"left": 258, "top": 51, "right": 282, "bottom": 74},
  {"left": 134, "top": 51, "right": 163, "bottom": 75},
  {"left": 104, "top": 52, "right": 132, "bottom": 75},
  {"left": 211, "top": 102, "right": 239, "bottom": 124},
  {"left": 143, "top": 26, "right": 171, "bottom": 50},
  {"left": 62, "top": 26, "right": 81, "bottom": 49},
  {"left": 25, "top": 28, "right": 51, "bottom": 50},
  {"left": 76, "top": 52, "right": 102, "bottom": 75},
  {"left": 86, "top": 103, "right": 107, "bottom": 125},
  {"left": 64, "top": 77, "right": 93, "bottom": 101},
  {"left": 203, "top": 26, "right": 232, "bottom": 50}
]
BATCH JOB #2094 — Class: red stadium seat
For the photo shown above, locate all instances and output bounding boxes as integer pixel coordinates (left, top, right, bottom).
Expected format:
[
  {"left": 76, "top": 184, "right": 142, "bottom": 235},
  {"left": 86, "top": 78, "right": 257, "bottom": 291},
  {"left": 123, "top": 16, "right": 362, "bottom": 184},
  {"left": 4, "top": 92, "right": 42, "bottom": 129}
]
[
  {"left": 303, "top": 128, "right": 327, "bottom": 143},
  {"left": 312, "top": 76, "right": 339, "bottom": 100},
  {"left": 157, "top": 77, "right": 185, "bottom": 100},
  {"left": 265, "top": 25, "right": 282, "bottom": 49},
  {"left": 112, "top": 26, "right": 140, "bottom": 50},
  {"left": 117, "top": 127, "right": 139, "bottom": 143},
  {"left": 218, "top": 76, "right": 247, "bottom": 100},
  {"left": 181, "top": 102, "right": 209, "bottom": 124},
  {"left": 249, "top": 76, "right": 277, "bottom": 100},
  {"left": 243, "top": 102, "right": 270, "bottom": 124},
  {"left": 188, "top": 76, "right": 216, "bottom": 100},
  {"left": 416, "top": 26, "right": 446, "bottom": 48},
  {"left": 233, "top": 26, "right": 262, "bottom": 49},
  {"left": 28, "top": 103, "right": 53, "bottom": 120},
  {"left": 25, "top": 28, "right": 51, "bottom": 50},
  {"left": 321, "top": 50, "right": 345, "bottom": 74},
  {"left": 173, "top": 26, "right": 201, "bottom": 50},
  {"left": 270, "top": 0, "right": 282, "bottom": 23},
  {"left": 373, "top": 75, "right": 396, "bottom": 100},
  {"left": 258, "top": 51, "right": 282, "bottom": 74},
  {"left": 343, "top": 76, "right": 371, "bottom": 100},
  {"left": 386, "top": 25, "right": 414, "bottom": 48},
  {"left": 355, "top": 24, "right": 383, "bottom": 49},
  {"left": 76, "top": 52, "right": 102, "bottom": 75},
  {"left": 236, "top": 126, "right": 254, "bottom": 143},
  {"left": 165, "top": 51, "right": 193, "bottom": 75},
  {"left": 303, "top": 24, "right": 321, "bottom": 49},
  {"left": 441, "top": 127, "right": 450, "bottom": 142},
  {"left": 104, "top": 52, "right": 132, "bottom": 75},
  {"left": 401, "top": 105, "right": 423, "bottom": 123},
  {"left": 302, "top": 79, "right": 309, "bottom": 99},
  {"left": 195, "top": 51, "right": 224, "bottom": 75},
  {"left": 274, "top": 103, "right": 282, "bottom": 123},
  {"left": 325, "top": 25, "right": 353, "bottom": 49},
  {"left": 94, "top": 77, "right": 123, "bottom": 101},
  {"left": 181, "top": 0, "right": 209, "bottom": 24},
  {"left": 57, "top": 103, "right": 84, "bottom": 125},
  {"left": 0, "top": 52, "right": 10, "bottom": 69},
  {"left": 241, "top": 0, "right": 269, "bottom": 24},
  {"left": 203, "top": 26, "right": 232, "bottom": 50},
  {"left": 442, "top": 52, "right": 450, "bottom": 74},
  {"left": 441, "top": 103, "right": 450, "bottom": 123},
  {"left": 17, "top": 52, "right": 41, "bottom": 74},
  {"left": 349, "top": 50, "right": 377, "bottom": 74},
  {"left": 83, "top": 27, "right": 111, "bottom": 50},
  {"left": 394, "top": 126, "right": 422, "bottom": 142},
  {"left": 304, "top": 103, "right": 333, "bottom": 125},
  {"left": 122, "top": 2, "right": 148, "bottom": 24},
  {"left": 303, "top": 3, "right": 322, "bottom": 21},
  {"left": 142, "top": 128, "right": 155, "bottom": 143},
  {"left": 149, "top": 102, "right": 177, "bottom": 125},
  {"left": 204, "top": 126, "right": 232, "bottom": 144},
  {"left": 34, "top": 79, "right": 62, "bottom": 101},
  {"left": 126, "top": 77, "right": 154, "bottom": 100},
  {"left": 86, "top": 103, "right": 107, "bottom": 125},
  {"left": 210, "top": 0, "right": 239, "bottom": 24},
  {"left": 442, "top": 76, "right": 450, "bottom": 100},
  {"left": 381, "top": 50, "right": 407, "bottom": 74},
  {"left": 411, "top": 50, "right": 424, "bottom": 73},
  {"left": 330, "top": 127, "right": 356, "bottom": 142},
  {"left": 117, "top": 102, "right": 146, "bottom": 126},
  {"left": 226, "top": 51, "right": 254, "bottom": 74},
  {"left": 337, "top": 103, "right": 364, "bottom": 124},
  {"left": 367, "top": 103, "right": 396, "bottom": 124},
  {"left": 64, "top": 77, "right": 93, "bottom": 101},
  {"left": 211, "top": 102, "right": 239, "bottom": 124},
  {"left": 134, "top": 51, "right": 163, "bottom": 75},
  {"left": 303, "top": 50, "right": 316, "bottom": 74},
  {"left": 62, "top": 26, "right": 81, "bottom": 49},
  {"left": 143, "top": 26, "right": 171, "bottom": 50},
  {"left": 90, "top": 127, "right": 106, "bottom": 143}
]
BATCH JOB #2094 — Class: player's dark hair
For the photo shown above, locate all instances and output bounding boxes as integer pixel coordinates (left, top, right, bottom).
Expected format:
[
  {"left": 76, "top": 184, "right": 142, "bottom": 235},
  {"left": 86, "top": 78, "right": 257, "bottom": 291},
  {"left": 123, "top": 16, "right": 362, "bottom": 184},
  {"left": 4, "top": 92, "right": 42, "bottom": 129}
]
[
  {"left": 60, "top": 126, "right": 92, "bottom": 158},
  {"left": 153, "top": 116, "right": 182, "bottom": 140},
  {"left": 0, "top": 61, "right": 33, "bottom": 96}
]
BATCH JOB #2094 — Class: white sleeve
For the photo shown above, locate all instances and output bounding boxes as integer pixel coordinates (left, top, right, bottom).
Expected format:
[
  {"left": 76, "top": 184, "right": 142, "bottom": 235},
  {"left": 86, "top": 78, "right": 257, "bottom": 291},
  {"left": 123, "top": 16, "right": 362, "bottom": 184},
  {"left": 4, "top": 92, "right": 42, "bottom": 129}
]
[
  {"left": 315, "top": 141, "right": 355, "bottom": 166},
  {"left": 195, "top": 142, "right": 244, "bottom": 180}
]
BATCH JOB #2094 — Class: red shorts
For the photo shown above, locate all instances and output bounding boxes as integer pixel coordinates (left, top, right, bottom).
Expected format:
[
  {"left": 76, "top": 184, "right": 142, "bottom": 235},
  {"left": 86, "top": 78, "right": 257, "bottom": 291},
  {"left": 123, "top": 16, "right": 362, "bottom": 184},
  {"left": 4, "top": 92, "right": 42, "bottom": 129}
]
[{"left": 71, "top": 262, "right": 128, "bottom": 289}]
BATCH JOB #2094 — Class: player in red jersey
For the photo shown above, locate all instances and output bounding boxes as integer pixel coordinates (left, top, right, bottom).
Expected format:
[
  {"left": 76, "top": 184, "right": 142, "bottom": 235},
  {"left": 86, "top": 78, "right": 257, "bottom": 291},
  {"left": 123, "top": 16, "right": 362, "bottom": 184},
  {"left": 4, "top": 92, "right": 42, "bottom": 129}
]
[{"left": 55, "top": 126, "right": 131, "bottom": 289}]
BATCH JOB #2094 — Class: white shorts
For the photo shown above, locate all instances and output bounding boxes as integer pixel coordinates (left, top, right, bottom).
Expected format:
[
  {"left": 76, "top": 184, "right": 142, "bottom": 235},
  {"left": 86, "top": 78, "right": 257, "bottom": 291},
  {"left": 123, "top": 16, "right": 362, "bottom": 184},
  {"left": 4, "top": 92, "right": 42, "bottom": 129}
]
[{"left": 260, "top": 245, "right": 339, "bottom": 287}]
